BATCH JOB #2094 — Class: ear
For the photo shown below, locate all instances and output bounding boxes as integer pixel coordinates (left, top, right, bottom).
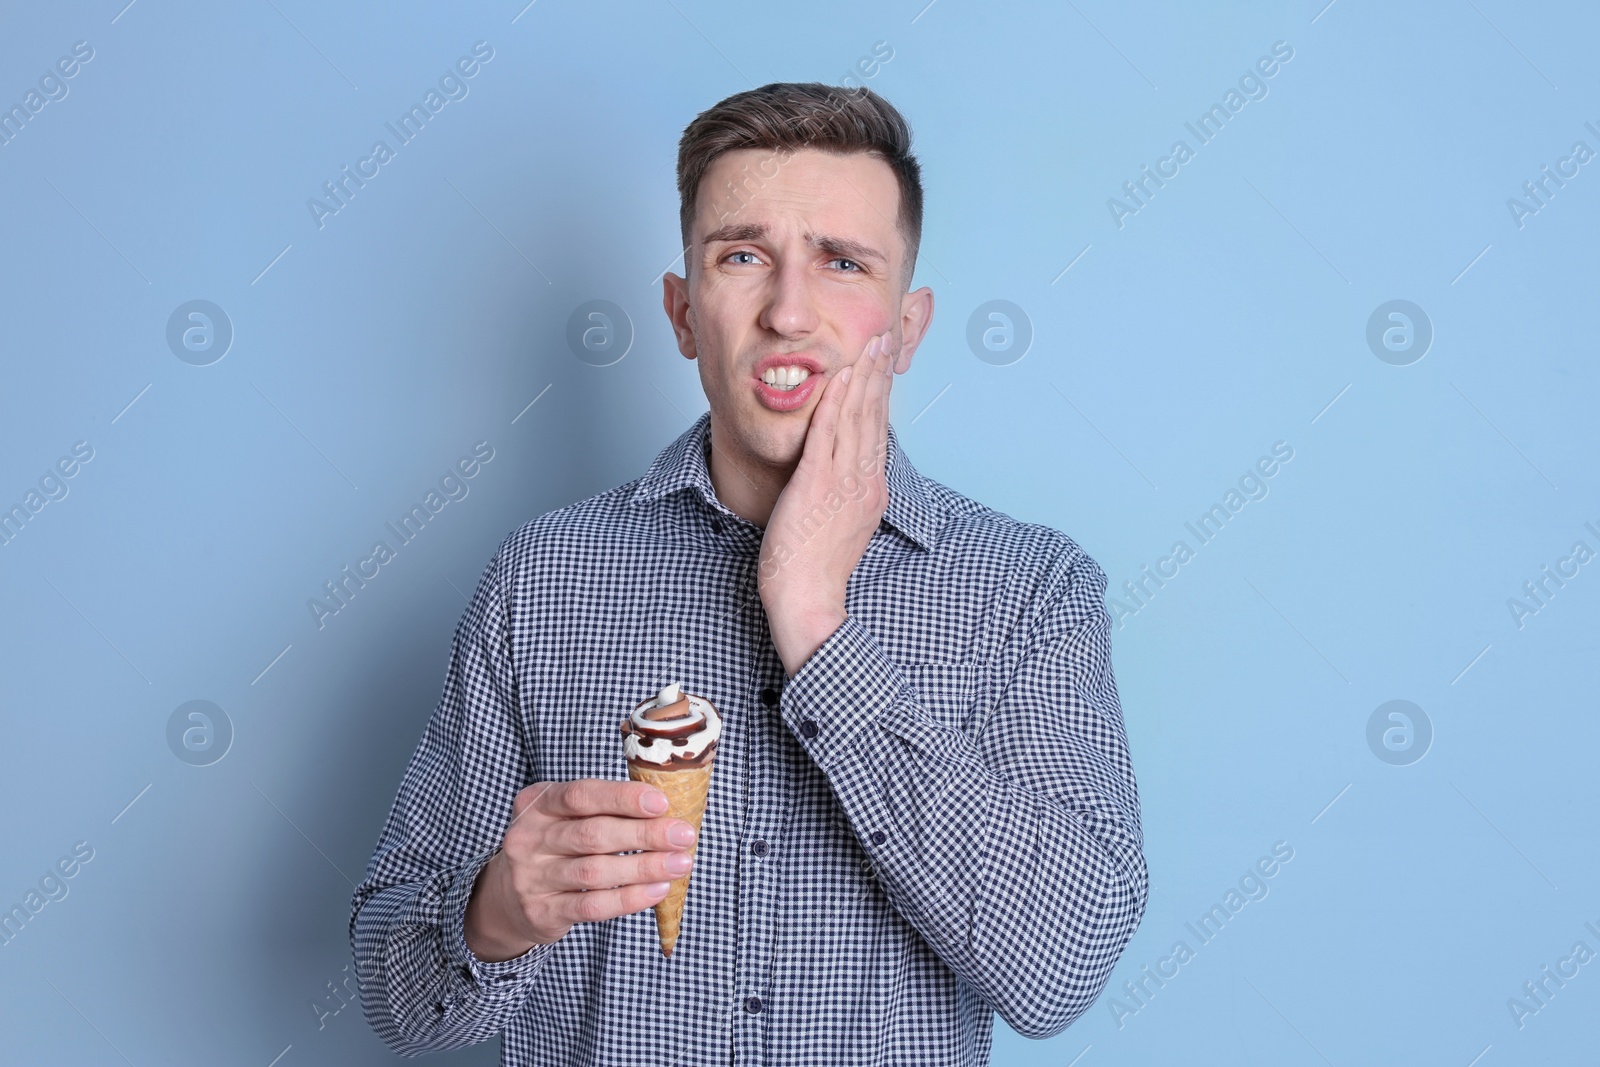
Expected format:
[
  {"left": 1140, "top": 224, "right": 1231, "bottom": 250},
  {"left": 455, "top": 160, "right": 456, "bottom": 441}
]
[
  {"left": 661, "top": 268, "right": 698, "bottom": 361},
  {"left": 892, "top": 286, "right": 934, "bottom": 374}
]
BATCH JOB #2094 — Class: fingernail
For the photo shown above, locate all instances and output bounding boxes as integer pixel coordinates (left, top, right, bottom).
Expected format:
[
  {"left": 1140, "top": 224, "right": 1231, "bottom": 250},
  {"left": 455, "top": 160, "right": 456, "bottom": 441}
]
[
  {"left": 646, "top": 881, "right": 671, "bottom": 897},
  {"left": 669, "top": 823, "right": 698, "bottom": 846},
  {"left": 666, "top": 852, "right": 695, "bottom": 874},
  {"left": 642, "top": 791, "right": 668, "bottom": 814},
  {"left": 839, "top": 366, "right": 853, "bottom": 384}
]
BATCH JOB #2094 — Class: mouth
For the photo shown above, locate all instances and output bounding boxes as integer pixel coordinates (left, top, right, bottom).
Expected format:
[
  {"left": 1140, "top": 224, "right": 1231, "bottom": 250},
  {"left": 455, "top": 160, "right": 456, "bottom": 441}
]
[{"left": 752, "top": 356, "right": 826, "bottom": 413}]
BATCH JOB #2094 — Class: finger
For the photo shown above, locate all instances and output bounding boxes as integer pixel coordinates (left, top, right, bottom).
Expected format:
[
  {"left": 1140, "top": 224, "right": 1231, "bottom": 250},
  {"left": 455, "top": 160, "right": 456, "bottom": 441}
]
[
  {"left": 546, "top": 848, "right": 696, "bottom": 892},
  {"left": 533, "top": 779, "right": 669, "bottom": 820},
  {"left": 835, "top": 334, "right": 879, "bottom": 464},
  {"left": 801, "top": 349, "right": 862, "bottom": 469},
  {"left": 556, "top": 880, "right": 673, "bottom": 927},
  {"left": 868, "top": 332, "right": 892, "bottom": 410},
  {"left": 545, "top": 814, "right": 697, "bottom": 856},
  {"left": 861, "top": 337, "right": 892, "bottom": 481}
]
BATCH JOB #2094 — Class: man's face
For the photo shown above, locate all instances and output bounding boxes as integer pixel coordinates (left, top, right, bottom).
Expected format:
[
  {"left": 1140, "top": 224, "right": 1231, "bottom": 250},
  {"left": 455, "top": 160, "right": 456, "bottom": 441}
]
[{"left": 663, "top": 147, "right": 931, "bottom": 472}]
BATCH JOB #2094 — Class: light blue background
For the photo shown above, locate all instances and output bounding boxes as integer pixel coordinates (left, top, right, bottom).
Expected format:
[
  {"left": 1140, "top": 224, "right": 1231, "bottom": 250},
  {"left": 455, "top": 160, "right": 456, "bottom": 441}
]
[{"left": 1, "top": 1, "right": 1595, "bottom": 1064}]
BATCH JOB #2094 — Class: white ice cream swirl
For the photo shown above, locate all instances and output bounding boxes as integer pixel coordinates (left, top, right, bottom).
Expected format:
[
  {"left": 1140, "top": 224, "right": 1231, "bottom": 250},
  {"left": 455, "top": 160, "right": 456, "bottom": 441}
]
[{"left": 623, "top": 682, "right": 721, "bottom": 765}]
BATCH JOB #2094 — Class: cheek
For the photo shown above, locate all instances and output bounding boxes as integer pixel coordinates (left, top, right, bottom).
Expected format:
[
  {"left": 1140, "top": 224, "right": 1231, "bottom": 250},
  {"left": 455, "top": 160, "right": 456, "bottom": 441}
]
[
  {"left": 832, "top": 306, "right": 894, "bottom": 360},
  {"left": 692, "top": 292, "right": 753, "bottom": 368}
]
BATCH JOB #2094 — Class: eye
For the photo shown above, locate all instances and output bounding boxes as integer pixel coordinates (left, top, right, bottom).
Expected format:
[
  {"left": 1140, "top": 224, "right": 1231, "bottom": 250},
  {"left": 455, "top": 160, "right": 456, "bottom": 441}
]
[
  {"left": 724, "top": 250, "right": 761, "bottom": 265},
  {"left": 830, "top": 258, "right": 863, "bottom": 273}
]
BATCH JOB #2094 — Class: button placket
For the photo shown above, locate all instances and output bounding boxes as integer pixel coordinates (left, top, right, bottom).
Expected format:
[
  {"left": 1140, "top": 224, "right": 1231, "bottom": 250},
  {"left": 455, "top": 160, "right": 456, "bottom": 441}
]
[
  {"left": 733, "top": 655, "right": 787, "bottom": 1061},
  {"left": 739, "top": 684, "right": 784, "bottom": 870}
]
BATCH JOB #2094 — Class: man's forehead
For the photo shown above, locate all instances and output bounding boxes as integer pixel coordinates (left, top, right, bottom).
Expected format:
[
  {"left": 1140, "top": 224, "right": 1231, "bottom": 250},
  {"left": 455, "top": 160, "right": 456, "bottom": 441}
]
[
  {"left": 695, "top": 148, "right": 900, "bottom": 254},
  {"left": 705, "top": 147, "right": 894, "bottom": 202}
]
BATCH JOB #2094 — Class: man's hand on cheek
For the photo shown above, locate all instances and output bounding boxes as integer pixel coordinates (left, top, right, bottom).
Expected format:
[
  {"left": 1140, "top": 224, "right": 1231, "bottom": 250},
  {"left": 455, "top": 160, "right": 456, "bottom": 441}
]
[{"left": 758, "top": 330, "right": 896, "bottom": 677}]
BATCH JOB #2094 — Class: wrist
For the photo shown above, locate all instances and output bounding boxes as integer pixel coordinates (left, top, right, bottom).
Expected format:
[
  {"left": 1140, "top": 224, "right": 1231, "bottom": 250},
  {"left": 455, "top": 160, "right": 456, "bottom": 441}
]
[
  {"left": 463, "top": 852, "right": 537, "bottom": 963},
  {"left": 771, "top": 603, "right": 848, "bottom": 677}
]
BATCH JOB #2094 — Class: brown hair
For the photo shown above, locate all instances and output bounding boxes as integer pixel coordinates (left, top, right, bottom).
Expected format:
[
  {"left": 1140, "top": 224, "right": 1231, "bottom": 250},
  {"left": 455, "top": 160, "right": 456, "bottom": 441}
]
[{"left": 676, "top": 81, "right": 923, "bottom": 288}]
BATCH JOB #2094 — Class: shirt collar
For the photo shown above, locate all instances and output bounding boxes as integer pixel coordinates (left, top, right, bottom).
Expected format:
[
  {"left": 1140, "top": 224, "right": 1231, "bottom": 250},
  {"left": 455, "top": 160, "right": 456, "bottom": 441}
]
[{"left": 629, "top": 412, "right": 942, "bottom": 552}]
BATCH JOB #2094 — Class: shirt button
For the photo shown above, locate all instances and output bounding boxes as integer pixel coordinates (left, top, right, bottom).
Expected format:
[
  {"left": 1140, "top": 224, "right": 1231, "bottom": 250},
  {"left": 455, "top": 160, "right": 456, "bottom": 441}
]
[
  {"left": 798, "top": 719, "right": 819, "bottom": 739},
  {"left": 759, "top": 687, "right": 779, "bottom": 707},
  {"left": 710, "top": 517, "right": 724, "bottom": 534},
  {"left": 750, "top": 839, "right": 769, "bottom": 857},
  {"left": 870, "top": 830, "right": 887, "bottom": 845},
  {"left": 744, "top": 996, "right": 764, "bottom": 1014}
]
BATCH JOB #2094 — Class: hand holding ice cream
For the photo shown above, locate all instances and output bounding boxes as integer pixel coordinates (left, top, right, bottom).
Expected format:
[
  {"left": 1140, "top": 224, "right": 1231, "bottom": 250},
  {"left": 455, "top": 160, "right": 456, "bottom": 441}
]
[{"left": 462, "top": 775, "right": 700, "bottom": 964}]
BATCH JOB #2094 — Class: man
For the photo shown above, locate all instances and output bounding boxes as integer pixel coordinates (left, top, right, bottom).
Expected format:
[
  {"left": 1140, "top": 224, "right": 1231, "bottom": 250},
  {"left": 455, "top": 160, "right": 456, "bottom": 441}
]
[{"left": 352, "top": 81, "right": 1147, "bottom": 1066}]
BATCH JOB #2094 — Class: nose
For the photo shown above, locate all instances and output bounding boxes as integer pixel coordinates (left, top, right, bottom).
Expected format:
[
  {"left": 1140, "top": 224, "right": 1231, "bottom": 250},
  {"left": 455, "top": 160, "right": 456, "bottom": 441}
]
[{"left": 758, "top": 253, "right": 821, "bottom": 339}]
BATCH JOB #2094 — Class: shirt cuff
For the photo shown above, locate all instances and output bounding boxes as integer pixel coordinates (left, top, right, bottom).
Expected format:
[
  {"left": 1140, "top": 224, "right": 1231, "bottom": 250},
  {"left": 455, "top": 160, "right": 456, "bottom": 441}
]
[
  {"left": 439, "top": 848, "right": 555, "bottom": 994},
  {"left": 779, "top": 613, "right": 911, "bottom": 771}
]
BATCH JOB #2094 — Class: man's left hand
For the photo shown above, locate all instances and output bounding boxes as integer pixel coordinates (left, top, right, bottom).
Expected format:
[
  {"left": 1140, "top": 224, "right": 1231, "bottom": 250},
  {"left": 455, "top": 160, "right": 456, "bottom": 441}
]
[{"left": 758, "top": 330, "right": 896, "bottom": 677}]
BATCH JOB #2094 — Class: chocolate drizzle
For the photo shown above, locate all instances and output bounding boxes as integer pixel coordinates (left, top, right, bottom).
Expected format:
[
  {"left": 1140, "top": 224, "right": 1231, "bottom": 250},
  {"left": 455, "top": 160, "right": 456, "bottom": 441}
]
[{"left": 621, "top": 690, "right": 719, "bottom": 770}]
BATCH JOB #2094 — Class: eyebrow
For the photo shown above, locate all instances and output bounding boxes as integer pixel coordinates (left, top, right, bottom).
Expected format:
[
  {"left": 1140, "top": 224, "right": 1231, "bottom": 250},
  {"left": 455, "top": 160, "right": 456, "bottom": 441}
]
[{"left": 700, "top": 222, "right": 888, "bottom": 267}]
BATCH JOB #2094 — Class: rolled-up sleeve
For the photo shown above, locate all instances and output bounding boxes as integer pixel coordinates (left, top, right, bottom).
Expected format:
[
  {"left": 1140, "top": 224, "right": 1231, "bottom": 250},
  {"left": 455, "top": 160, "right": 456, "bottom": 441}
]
[
  {"left": 350, "top": 543, "right": 554, "bottom": 1055},
  {"left": 779, "top": 546, "right": 1147, "bottom": 1039}
]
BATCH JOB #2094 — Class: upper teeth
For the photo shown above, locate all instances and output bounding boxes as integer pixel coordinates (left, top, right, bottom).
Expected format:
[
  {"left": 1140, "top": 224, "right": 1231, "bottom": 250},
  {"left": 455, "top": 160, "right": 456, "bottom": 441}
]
[{"left": 762, "top": 365, "right": 812, "bottom": 389}]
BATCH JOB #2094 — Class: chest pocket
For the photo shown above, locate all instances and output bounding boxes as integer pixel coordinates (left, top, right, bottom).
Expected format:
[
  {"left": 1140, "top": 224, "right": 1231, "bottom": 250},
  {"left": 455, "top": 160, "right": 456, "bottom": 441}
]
[{"left": 898, "top": 661, "right": 988, "bottom": 738}]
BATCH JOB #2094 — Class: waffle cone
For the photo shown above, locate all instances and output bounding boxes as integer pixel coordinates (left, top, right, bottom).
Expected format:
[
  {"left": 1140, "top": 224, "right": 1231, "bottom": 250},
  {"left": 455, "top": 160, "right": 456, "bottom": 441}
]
[{"left": 627, "top": 760, "right": 714, "bottom": 957}]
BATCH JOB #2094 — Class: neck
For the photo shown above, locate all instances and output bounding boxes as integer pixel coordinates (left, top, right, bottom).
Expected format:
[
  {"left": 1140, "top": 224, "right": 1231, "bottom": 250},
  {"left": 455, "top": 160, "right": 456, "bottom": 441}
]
[{"left": 706, "top": 418, "right": 791, "bottom": 528}]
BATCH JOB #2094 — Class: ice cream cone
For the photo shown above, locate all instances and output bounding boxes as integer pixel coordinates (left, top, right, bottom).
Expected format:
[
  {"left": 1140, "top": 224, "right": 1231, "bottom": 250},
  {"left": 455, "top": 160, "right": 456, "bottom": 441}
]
[
  {"left": 619, "top": 683, "right": 721, "bottom": 958},
  {"left": 626, "top": 761, "right": 713, "bottom": 957}
]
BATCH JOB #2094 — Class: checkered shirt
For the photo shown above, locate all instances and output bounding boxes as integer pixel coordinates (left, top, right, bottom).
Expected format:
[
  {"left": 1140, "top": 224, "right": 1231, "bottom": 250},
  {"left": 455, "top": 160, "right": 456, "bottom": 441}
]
[{"left": 351, "top": 412, "right": 1148, "bottom": 1066}]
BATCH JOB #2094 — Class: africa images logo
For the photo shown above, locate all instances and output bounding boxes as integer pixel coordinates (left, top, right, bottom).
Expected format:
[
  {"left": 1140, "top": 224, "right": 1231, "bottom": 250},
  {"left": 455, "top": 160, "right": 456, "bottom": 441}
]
[
  {"left": 307, "top": 442, "right": 495, "bottom": 629},
  {"left": 307, "top": 41, "right": 495, "bottom": 230},
  {"left": 1106, "top": 41, "right": 1295, "bottom": 229}
]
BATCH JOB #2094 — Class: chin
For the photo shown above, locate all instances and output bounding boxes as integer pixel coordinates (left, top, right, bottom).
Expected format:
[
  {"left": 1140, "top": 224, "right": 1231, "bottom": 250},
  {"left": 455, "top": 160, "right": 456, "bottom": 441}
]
[
  {"left": 737, "top": 413, "right": 808, "bottom": 469},
  {"left": 711, "top": 391, "right": 813, "bottom": 470},
  {"left": 753, "top": 425, "right": 807, "bottom": 468}
]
